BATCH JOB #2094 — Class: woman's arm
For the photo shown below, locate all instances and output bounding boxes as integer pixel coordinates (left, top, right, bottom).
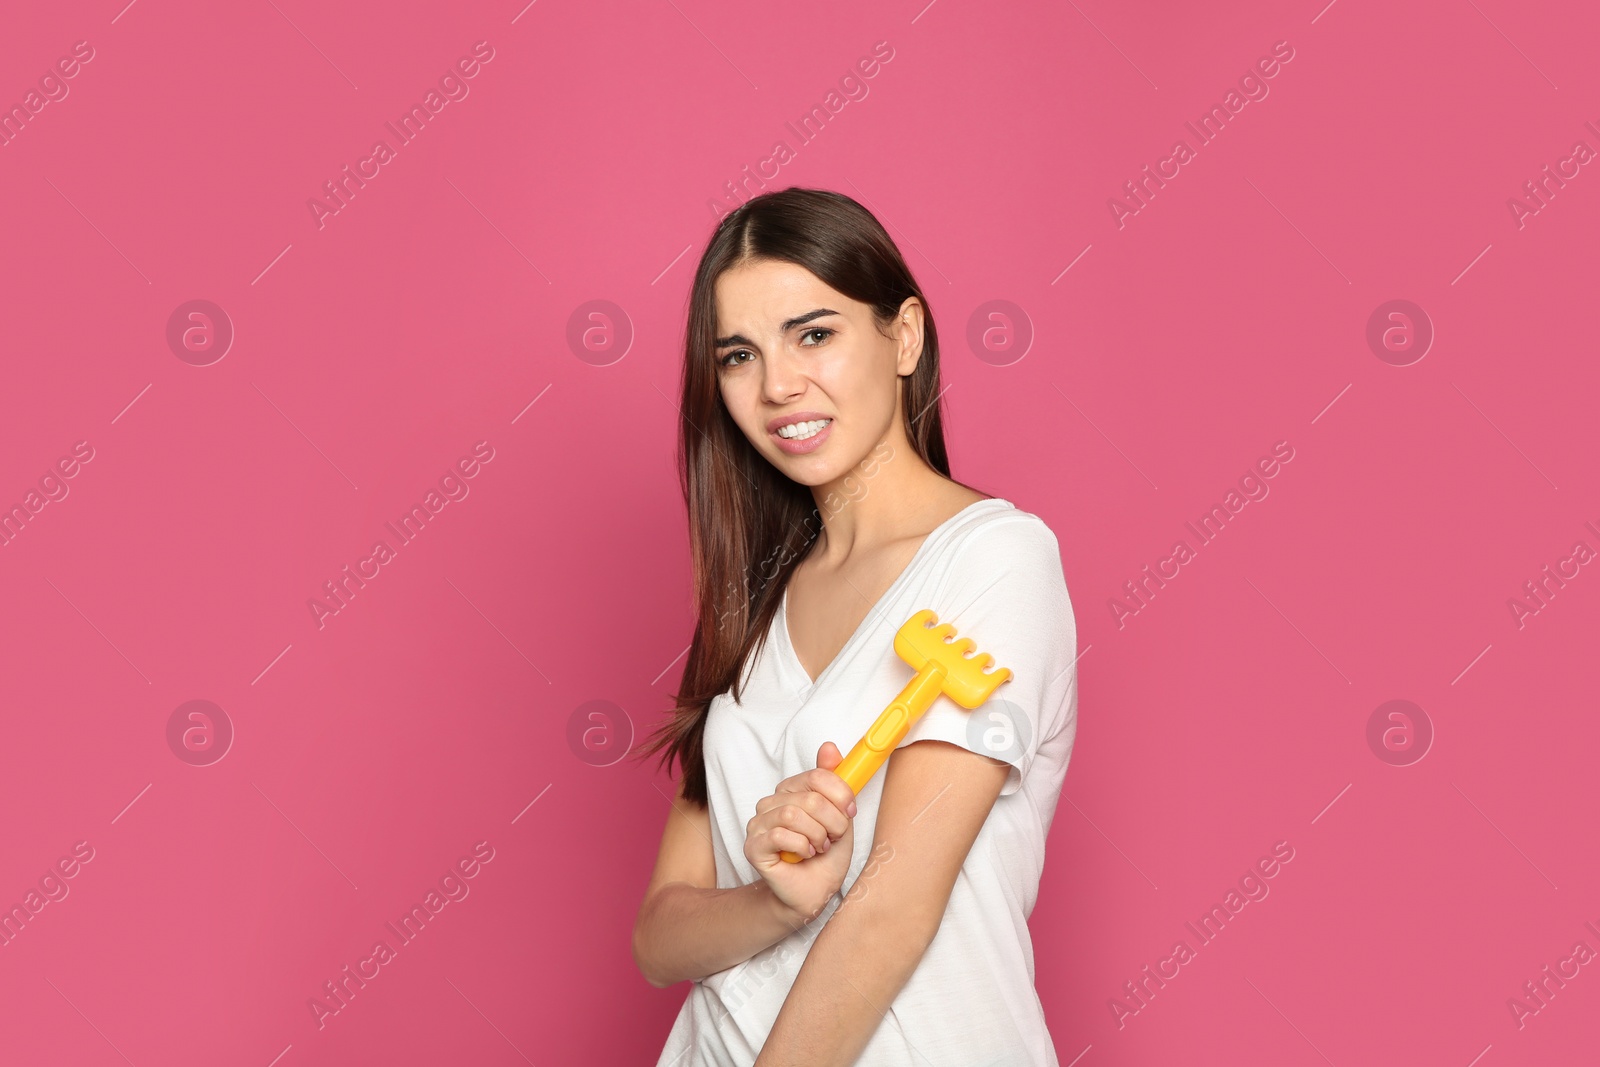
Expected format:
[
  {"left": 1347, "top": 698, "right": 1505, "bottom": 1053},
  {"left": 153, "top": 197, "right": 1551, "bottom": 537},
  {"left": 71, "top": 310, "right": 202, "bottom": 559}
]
[
  {"left": 753, "top": 739, "right": 1011, "bottom": 1066},
  {"left": 633, "top": 784, "right": 811, "bottom": 988}
]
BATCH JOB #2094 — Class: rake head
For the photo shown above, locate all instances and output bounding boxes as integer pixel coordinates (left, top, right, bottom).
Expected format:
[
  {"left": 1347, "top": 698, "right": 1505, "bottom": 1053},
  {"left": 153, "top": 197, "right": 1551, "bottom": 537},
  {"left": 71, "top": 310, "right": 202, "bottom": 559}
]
[{"left": 892, "top": 608, "right": 1013, "bottom": 709}]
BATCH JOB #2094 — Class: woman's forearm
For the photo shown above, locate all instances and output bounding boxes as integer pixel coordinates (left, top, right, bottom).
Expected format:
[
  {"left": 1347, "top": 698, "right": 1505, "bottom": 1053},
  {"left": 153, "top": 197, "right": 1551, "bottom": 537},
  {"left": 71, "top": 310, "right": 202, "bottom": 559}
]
[
  {"left": 753, "top": 890, "right": 934, "bottom": 1067},
  {"left": 634, "top": 879, "right": 815, "bottom": 988}
]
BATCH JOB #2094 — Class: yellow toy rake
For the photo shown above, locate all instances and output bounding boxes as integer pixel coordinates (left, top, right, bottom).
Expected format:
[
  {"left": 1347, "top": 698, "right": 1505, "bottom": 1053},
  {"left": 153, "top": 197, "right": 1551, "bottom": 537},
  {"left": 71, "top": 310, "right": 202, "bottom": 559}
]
[{"left": 779, "top": 608, "right": 1013, "bottom": 863}]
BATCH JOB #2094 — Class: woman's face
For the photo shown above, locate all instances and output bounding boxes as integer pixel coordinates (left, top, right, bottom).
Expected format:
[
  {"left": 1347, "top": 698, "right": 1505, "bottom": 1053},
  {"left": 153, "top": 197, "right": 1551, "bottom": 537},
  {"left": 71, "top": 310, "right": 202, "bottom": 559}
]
[{"left": 713, "top": 257, "right": 922, "bottom": 488}]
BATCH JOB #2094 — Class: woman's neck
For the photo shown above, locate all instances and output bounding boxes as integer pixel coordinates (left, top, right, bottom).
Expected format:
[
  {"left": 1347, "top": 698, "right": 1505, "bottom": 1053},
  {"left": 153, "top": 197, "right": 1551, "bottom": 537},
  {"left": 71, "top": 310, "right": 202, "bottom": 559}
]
[{"left": 808, "top": 450, "right": 959, "bottom": 565}]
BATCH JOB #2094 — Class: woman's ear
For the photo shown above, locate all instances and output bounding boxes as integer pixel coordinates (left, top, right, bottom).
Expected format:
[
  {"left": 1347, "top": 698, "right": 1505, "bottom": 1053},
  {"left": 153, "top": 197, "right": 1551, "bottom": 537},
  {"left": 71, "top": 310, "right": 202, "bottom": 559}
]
[{"left": 894, "top": 298, "right": 925, "bottom": 376}]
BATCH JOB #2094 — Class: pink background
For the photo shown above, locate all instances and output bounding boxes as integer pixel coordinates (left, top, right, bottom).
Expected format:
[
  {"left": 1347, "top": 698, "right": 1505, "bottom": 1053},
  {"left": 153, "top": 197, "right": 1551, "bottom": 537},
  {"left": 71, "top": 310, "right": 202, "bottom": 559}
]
[{"left": 2, "top": 0, "right": 1597, "bottom": 1063}]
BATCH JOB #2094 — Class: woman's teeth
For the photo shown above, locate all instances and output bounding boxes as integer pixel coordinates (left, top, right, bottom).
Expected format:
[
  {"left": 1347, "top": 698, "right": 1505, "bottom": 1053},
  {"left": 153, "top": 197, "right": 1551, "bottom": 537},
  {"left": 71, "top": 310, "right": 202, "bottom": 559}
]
[{"left": 778, "top": 419, "right": 831, "bottom": 440}]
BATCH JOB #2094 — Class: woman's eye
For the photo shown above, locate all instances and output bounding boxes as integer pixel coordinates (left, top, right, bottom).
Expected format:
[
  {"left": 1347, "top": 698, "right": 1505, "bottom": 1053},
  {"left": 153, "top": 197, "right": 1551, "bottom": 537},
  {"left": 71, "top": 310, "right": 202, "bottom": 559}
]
[{"left": 718, "top": 330, "right": 828, "bottom": 367}]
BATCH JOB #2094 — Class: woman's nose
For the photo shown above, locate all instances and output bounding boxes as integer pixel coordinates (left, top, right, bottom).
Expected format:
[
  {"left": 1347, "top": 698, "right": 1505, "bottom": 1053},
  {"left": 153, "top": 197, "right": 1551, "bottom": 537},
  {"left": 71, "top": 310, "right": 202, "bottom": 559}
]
[{"left": 760, "top": 349, "right": 805, "bottom": 403}]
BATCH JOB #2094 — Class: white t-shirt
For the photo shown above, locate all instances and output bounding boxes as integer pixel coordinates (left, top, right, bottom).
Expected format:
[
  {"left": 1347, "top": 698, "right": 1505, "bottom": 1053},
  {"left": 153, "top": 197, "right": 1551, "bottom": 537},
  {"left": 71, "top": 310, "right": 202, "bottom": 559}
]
[{"left": 655, "top": 497, "right": 1079, "bottom": 1067}]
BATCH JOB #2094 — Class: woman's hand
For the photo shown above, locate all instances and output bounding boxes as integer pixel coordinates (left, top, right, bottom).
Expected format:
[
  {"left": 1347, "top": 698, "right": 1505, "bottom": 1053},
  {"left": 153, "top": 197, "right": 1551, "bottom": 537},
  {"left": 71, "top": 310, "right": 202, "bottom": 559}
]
[{"left": 744, "top": 741, "right": 858, "bottom": 925}]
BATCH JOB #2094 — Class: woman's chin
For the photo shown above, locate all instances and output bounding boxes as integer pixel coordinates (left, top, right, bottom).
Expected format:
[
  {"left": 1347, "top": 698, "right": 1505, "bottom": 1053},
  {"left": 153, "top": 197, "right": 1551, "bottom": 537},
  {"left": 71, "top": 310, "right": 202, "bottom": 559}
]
[{"left": 772, "top": 454, "right": 870, "bottom": 490}]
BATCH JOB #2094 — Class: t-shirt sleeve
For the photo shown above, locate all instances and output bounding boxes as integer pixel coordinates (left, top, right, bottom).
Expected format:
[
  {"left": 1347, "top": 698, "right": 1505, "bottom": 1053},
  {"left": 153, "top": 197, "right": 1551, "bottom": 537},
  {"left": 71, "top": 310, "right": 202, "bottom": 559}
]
[{"left": 893, "top": 513, "right": 1077, "bottom": 797}]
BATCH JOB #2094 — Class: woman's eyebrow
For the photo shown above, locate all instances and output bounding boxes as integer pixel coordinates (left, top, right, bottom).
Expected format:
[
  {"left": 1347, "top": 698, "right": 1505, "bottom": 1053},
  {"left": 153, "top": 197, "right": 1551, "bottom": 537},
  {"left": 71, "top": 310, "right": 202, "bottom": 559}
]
[{"left": 714, "top": 308, "right": 840, "bottom": 348}]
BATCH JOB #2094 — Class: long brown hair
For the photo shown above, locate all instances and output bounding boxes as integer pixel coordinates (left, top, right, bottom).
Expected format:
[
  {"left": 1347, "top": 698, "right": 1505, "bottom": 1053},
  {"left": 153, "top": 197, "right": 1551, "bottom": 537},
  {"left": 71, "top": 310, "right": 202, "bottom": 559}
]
[{"left": 632, "top": 187, "right": 954, "bottom": 806}]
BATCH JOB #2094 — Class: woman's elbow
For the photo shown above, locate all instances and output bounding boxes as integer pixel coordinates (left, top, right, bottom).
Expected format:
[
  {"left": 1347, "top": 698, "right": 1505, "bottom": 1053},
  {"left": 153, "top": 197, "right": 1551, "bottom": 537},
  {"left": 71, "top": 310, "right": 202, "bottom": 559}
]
[
  {"left": 632, "top": 910, "right": 674, "bottom": 989},
  {"left": 637, "top": 957, "right": 676, "bottom": 990}
]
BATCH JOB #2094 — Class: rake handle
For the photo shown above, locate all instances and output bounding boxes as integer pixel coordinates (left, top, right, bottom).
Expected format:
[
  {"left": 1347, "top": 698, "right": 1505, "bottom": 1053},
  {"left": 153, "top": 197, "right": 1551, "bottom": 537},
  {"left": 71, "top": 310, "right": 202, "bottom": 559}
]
[{"left": 779, "top": 664, "right": 947, "bottom": 863}]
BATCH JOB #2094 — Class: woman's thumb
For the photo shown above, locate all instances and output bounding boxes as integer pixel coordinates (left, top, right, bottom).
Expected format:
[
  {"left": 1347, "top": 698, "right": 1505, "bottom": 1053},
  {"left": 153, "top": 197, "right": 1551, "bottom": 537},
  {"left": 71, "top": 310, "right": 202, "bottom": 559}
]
[{"left": 817, "top": 741, "right": 843, "bottom": 770}]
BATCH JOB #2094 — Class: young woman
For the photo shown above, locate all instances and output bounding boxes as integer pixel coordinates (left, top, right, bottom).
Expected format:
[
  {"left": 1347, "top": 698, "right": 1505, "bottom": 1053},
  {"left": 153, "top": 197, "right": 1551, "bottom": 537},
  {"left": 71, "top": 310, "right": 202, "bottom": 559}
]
[{"left": 633, "top": 188, "right": 1079, "bottom": 1066}]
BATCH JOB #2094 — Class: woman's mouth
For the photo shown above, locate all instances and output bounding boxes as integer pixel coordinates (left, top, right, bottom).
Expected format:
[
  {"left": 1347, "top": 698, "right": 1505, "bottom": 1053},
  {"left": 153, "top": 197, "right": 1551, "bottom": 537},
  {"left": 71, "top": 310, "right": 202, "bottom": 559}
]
[{"left": 772, "top": 418, "right": 833, "bottom": 455}]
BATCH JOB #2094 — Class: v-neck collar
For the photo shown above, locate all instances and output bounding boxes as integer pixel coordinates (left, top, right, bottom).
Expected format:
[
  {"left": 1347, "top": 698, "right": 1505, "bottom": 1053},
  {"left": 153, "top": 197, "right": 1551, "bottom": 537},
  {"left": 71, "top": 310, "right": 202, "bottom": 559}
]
[{"left": 775, "top": 497, "right": 1011, "bottom": 694}]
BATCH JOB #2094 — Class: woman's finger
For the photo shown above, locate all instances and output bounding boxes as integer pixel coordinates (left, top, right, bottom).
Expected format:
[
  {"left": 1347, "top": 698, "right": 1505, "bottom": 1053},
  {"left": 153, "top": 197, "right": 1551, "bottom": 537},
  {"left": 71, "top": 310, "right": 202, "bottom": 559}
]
[
  {"left": 775, "top": 766, "right": 856, "bottom": 819},
  {"left": 755, "top": 792, "right": 848, "bottom": 843},
  {"left": 756, "top": 825, "right": 815, "bottom": 860},
  {"left": 752, "top": 803, "right": 832, "bottom": 855},
  {"left": 801, "top": 766, "right": 858, "bottom": 818},
  {"left": 768, "top": 771, "right": 857, "bottom": 825}
]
